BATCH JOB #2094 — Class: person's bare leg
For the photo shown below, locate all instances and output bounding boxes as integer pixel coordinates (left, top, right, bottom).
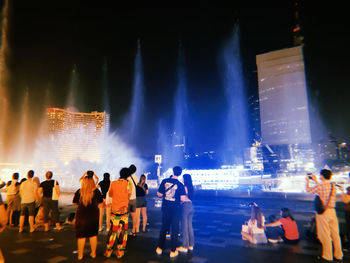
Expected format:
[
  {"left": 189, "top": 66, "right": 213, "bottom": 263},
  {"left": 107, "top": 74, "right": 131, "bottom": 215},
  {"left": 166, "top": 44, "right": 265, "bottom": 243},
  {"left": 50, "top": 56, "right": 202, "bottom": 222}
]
[
  {"left": 135, "top": 208, "right": 141, "bottom": 233},
  {"left": 29, "top": 216, "right": 35, "bottom": 232},
  {"left": 19, "top": 215, "right": 25, "bottom": 232},
  {"left": 0, "top": 248, "right": 4, "bottom": 263},
  {"left": 131, "top": 211, "right": 137, "bottom": 234},
  {"left": 99, "top": 206, "right": 104, "bottom": 231},
  {"left": 141, "top": 207, "right": 148, "bottom": 232},
  {"left": 89, "top": 236, "right": 97, "bottom": 258},
  {"left": 106, "top": 206, "right": 111, "bottom": 231},
  {"left": 77, "top": 238, "right": 86, "bottom": 260}
]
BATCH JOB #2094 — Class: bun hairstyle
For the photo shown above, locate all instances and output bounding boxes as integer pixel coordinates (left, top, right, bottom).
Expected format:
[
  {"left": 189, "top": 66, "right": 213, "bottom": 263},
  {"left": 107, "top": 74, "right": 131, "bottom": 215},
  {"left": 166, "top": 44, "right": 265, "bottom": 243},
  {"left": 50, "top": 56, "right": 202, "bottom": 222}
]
[{"left": 86, "top": 170, "right": 94, "bottom": 178}]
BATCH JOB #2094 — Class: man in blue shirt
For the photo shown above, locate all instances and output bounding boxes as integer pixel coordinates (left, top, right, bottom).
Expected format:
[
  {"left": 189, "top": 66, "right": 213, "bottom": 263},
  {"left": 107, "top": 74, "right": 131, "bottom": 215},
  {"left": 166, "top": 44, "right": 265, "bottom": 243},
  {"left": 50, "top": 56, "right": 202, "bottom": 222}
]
[{"left": 156, "top": 166, "right": 186, "bottom": 258}]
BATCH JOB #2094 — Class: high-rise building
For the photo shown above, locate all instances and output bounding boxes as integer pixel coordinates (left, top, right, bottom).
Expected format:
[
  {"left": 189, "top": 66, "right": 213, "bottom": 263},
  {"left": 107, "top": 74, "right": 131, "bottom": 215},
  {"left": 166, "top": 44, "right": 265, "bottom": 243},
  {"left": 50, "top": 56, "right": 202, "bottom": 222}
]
[
  {"left": 45, "top": 107, "right": 110, "bottom": 163},
  {"left": 47, "top": 107, "right": 109, "bottom": 135},
  {"left": 256, "top": 46, "right": 311, "bottom": 146}
]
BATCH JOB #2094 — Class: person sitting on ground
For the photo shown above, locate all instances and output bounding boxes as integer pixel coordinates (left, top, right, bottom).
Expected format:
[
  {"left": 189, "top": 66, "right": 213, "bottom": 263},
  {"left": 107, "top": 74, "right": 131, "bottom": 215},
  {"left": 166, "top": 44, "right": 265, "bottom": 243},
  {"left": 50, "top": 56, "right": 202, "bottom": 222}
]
[
  {"left": 265, "top": 208, "right": 299, "bottom": 244},
  {"left": 241, "top": 206, "right": 268, "bottom": 244},
  {"left": 264, "top": 215, "right": 283, "bottom": 243}
]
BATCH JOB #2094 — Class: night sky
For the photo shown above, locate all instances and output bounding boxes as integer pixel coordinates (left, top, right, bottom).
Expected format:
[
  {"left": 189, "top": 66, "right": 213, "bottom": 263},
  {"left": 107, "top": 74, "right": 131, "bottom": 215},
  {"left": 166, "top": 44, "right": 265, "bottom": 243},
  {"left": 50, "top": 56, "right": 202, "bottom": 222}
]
[{"left": 2, "top": 0, "right": 350, "bottom": 157}]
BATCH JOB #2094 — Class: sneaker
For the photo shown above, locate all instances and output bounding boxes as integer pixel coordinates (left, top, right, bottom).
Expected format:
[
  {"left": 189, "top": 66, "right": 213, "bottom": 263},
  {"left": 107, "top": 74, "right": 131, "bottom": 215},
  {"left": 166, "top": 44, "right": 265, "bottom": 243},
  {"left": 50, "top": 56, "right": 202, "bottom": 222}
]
[
  {"left": 170, "top": 250, "right": 179, "bottom": 258},
  {"left": 188, "top": 246, "right": 194, "bottom": 251},
  {"left": 155, "top": 247, "right": 162, "bottom": 255},
  {"left": 177, "top": 246, "right": 188, "bottom": 253}
]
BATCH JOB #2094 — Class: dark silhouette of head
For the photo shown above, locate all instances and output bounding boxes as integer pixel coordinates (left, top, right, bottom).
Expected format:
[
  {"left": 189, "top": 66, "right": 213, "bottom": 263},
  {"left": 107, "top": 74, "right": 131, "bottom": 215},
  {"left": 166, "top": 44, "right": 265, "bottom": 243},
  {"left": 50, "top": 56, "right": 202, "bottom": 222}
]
[
  {"left": 129, "top": 164, "right": 137, "bottom": 175},
  {"left": 103, "top": 172, "right": 110, "bottom": 181},
  {"left": 173, "top": 166, "right": 182, "bottom": 176},
  {"left": 86, "top": 170, "right": 94, "bottom": 178},
  {"left": 12, "top": 172, "right": 19, "bottom": 180},
  {"left": 120, "top": 168, "right": 130, "bottom": 179},
  {"left": 281, "top": 207, "right": 295, "bottom": 221},
  {"left": 45, "top": 171, "right": 53, "bottom": 179},
  {"left": 27, "top": 170, "right": 34, "bottom": 178},
  {"left": 320, "top": 169, "right": 332, "bottom": 180}
]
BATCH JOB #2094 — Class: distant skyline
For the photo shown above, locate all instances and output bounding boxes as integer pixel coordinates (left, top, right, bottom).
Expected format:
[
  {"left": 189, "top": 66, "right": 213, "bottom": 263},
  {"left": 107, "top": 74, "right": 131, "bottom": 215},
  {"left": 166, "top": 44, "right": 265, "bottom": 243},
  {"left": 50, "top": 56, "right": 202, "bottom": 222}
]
[{"left": 1, "top": 1, "right": 349, "bottom": 156}]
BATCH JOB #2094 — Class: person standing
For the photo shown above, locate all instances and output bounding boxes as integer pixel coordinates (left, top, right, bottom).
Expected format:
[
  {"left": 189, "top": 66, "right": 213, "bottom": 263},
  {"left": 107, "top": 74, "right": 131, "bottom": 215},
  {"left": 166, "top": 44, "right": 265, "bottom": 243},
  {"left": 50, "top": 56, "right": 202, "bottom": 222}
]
[
  {"left": 97, "top": 172, "right": 111, "bottom": 232},
  {"left": 128, "top": 164, "right": 138, "bottom": 236},
  {"left": 6, "top": 172, "right": 20, "bottom": 226},
  {"left": 178, "top": 173, "right": 195, "bottom": 253},
  {"left": 156, "top": 166, "right": 186, "bottom": 258},
  {"left": 0, "top": 189, "right": 8, "bottom": 263},
  {"left": 340, "top": 186, "right": 350, "bottom": 249},
  {"left": 105, "top": 168, "right": 131, "bottom": 259},
  {"left": 38, "top": 171, "right": 63, "bottom": 231},
  {"left": 73, "top": 171, "right": 103, "bottom": 260},
  {"left": 135, "top": 174, "right": 149, "bottom": 233},
  {"left": 19, "top": 170, "right": 39, "bottom": 233},
  {"left": 306, "top": 169, "right": 343, "bottom": 262}
]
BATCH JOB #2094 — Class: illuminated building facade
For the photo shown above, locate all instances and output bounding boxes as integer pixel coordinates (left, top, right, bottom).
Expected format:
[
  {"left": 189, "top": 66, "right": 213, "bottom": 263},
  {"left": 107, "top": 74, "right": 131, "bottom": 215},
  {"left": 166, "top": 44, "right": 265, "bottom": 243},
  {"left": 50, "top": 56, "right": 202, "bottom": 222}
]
[
  {"left": 256, "top": 46, "right": 311, "bottom": 146},
  {"left": 46, "top": 108, "right": 110, "bottom": 163},
  {"left": 47, "top": 107, "right": 109, "bottom": 135}
]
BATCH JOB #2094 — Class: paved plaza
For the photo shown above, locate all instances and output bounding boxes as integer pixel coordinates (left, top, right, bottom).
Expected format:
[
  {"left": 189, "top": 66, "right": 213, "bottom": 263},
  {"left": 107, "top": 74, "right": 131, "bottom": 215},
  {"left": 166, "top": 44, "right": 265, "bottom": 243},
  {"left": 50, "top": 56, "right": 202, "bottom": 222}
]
[{"left": 0, "top": 191, "right": 349, "bottom": 263}]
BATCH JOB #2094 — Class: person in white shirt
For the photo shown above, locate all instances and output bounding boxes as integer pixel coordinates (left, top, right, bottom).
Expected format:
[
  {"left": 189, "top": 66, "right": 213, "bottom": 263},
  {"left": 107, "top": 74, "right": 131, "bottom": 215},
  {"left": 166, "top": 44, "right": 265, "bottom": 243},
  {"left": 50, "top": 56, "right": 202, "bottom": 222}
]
[{"left": 19, "top": 170, "right": 39, "bottom": 233}]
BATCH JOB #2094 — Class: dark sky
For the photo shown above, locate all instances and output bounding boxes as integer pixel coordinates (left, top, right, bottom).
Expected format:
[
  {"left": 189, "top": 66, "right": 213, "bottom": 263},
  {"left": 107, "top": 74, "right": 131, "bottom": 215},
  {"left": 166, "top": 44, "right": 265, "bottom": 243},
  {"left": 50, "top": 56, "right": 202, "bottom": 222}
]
[{"left": 2, "top": 0, "right": 350, "bottom": 156}]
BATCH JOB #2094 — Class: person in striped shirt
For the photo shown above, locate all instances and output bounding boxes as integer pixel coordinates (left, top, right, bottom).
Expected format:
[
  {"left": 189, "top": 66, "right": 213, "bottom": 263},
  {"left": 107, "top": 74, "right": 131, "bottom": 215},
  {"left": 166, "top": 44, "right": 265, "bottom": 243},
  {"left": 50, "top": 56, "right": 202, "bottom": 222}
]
[{"left": 306, "top": 169, "right": 343, "bottom": 262}]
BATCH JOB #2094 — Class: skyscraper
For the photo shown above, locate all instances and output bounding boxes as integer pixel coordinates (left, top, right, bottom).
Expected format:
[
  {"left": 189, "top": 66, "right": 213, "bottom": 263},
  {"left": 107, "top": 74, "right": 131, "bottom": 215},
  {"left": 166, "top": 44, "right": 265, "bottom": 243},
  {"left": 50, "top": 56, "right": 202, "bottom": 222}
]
[
  {"left": 45, "top": 107, "right": 110, "bottom": 163},
  {"left": 256, "top": 46, "right": 311, "bottom": 146}
]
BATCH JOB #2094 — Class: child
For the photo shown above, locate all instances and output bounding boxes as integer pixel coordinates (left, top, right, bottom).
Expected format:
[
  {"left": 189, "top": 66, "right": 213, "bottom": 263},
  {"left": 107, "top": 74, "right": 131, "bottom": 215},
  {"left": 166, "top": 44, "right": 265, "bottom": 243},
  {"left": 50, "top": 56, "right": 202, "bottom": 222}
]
[{"left": 265, "top": 215, "right": 283, "bottom": 243}]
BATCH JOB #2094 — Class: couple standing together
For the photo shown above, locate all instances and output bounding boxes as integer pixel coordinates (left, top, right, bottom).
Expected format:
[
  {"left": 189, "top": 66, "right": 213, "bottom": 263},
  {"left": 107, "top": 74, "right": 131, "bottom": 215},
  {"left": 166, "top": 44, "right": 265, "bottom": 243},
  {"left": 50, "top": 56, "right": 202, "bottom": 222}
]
[{"left": 156, "top": 166, "right": 194, "bottom": 258}]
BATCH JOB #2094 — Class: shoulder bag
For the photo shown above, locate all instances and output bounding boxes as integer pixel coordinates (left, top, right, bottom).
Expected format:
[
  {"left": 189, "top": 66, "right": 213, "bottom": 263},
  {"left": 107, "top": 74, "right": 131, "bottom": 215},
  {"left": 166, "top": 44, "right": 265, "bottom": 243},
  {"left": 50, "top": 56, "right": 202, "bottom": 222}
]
[{"left": 314, "top": 184, "right": 333, "bottom": 214}]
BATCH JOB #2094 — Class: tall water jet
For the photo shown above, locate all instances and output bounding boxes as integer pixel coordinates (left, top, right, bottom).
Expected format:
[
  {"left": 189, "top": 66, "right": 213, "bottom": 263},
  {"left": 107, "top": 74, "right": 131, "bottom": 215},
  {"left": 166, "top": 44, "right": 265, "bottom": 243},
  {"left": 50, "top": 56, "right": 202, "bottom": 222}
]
[
  {"left": 101, "top": 59, "right": 110, "bottom": 116},
  {"left": 11, "top": 89, "right": 29, "bottom": 162},
  {"left": 66, "top": 65, "right": 80, "bottom": 109},
  {"left": 0, "top": 0, "right": 11, "bottom": 161},
  {"left": 221, "top": 23, "right": 248, "bottom": 164},
  {"left": 123, "top": 39, "right": 145, "bottom": 144},
  {"left": 171, "top": 42, "right": 189, "bottom": 166}
]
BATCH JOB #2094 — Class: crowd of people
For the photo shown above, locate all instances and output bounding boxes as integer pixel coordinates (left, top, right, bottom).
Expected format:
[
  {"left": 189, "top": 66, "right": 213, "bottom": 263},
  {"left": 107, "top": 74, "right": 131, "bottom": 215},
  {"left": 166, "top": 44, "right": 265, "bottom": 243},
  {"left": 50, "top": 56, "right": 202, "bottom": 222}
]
[
  {"left": 1, "top": 166, "right": 350, "bottom": 262},
  {"left": 0, "top": 165, "right": 195, "bottom": 261}
]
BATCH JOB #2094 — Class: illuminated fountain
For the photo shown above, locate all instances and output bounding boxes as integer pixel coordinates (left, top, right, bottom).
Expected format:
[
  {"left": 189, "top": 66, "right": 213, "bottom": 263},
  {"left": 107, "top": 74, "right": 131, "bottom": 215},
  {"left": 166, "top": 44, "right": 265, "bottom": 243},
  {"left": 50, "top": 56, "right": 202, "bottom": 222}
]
[
  {"left": 0, "top": 38, "right": 146, "bottom": 188},
  {"left": 221, "top": 23, "right": 248, "bottom": 165}
]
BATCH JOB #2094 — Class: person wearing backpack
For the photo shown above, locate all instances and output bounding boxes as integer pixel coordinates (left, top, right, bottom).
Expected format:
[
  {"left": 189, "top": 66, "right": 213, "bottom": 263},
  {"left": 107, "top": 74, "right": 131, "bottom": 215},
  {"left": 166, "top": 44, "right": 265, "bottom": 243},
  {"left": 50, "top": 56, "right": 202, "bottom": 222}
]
[
  {"left": 155, "top": 166, "right": 186, "bottom": 258},
  {"left": 306, "top": 169, "right": 343, "bottom": 262}
]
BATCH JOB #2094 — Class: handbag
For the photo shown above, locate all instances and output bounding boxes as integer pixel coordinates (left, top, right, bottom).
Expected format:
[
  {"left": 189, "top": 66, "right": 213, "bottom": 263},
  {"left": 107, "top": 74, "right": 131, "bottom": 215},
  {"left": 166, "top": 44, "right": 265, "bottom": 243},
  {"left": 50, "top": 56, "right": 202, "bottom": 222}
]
[
  {"left": 52, "top": 180, "right": 59, "bottom": 201},
  {"left": 314, "top": 184, "right": 333, "bottom": 214}
]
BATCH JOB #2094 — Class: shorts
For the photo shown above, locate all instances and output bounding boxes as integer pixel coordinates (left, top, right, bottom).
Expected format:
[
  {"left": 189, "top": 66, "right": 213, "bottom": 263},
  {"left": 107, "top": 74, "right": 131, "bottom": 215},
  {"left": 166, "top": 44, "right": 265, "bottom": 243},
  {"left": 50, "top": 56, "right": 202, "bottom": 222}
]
[
  {"left": 7, "top": 194, "right": 21, "bottom": 211},
  {"left": 128, "top": 199, "right": 136, "bottom": 213},
  {"left": 136, "top": 196, "right": 147, "bottom": 208},
  {"left": 21, "top": 202, "right": 36, "bottom": 216}
]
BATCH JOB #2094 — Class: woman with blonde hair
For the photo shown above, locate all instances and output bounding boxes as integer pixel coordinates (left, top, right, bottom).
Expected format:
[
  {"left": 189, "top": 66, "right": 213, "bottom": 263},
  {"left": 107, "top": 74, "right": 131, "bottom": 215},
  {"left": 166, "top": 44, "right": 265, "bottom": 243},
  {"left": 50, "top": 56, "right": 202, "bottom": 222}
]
[
  {"left": 73, "top": 171, "right": 103, "bottom": 260},
  {"left": 135, "top": 174, "right": 149, "bottom": 233}
]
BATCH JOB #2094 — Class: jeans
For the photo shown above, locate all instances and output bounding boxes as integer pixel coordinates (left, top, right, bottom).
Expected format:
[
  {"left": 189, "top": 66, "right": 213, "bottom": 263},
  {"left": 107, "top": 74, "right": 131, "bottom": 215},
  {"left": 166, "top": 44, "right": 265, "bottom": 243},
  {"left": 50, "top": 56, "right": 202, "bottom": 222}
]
[
  {"left": 181, "top": 202, "right": 194, "bottom": 248},
  {"left": 158, "top": 205, "right": 181, "bottom": 252}
]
